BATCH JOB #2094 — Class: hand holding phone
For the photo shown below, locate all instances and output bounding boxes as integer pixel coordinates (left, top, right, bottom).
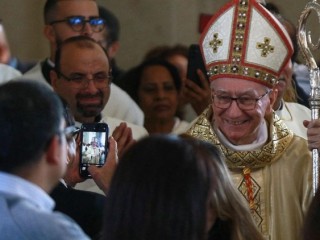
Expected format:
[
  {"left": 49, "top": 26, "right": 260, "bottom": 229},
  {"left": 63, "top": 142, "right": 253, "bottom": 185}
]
[
  {"left": 79, "top": 123, "right": 109, "bottom": 179},
  {"left": 87, "top": 137, "right": 118, "bottom": 194},
  {"left": 186, "top": 44, "right": 208, "bottom": 88}
]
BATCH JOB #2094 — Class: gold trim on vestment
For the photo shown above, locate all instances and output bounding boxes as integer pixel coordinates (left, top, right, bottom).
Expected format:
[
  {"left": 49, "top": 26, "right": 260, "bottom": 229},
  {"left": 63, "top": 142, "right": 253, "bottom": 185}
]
[{"left": 186, "top": 107, "right": 294, "bottom": 169}]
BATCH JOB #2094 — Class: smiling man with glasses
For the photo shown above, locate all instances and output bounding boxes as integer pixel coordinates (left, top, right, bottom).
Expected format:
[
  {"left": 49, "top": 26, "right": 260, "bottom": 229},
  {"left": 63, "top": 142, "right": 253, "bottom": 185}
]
[
  {"left": 54, "top": 68, "right": 112, "bottom": 90},
  {"left": 51, "top": 36, "right": 111, "bottom": 123},
  {"left": 20, "top": 0, "right": 145, "bottom": 128},
  {"left": 212, "top": 89, "right": 272, "bottom": 111},
  {"left": 50, "top": 35, "right": 147, "bottom": 193},
  {"left": 186, "top": 1, "right": 313, "bottom": 240}
]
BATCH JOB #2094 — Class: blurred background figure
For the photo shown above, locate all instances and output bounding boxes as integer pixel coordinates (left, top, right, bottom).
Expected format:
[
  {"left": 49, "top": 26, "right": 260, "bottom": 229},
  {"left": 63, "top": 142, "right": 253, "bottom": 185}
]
[
  {"left": 120, "top": 59, "right": 190, "bottom": 134},
  {"left": 260, "top": 2, "right": 311, "bottom": 140},
  {"left": 263, "top": 2, "right": 310, "bottom": 108},
  {"left": 143, "top": 45, "right": 193, "bottom": 121},
  {"left": 273, "top": 59, "right": 310, "bottom": 139},
  {"left": 0, "top": 19, "right": 36, "bottom": 73},
  {"left": 95, "top": 5, "right": 144, "bottom": 126},
  {"left": 103, "top": 135, "right": 264, "bottom": 240},
  {"left": 97, "top": 5, "right": 124, "bottom": 83},
  {"left": 143, "top": 44, "right": 211, "bottom": 123}
]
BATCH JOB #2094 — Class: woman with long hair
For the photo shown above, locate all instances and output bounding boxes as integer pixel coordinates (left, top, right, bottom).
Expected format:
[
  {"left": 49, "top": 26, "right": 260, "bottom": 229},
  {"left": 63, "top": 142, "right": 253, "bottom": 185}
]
[{"left": 103, "top": 135, "right": 263, "bottom": 240}]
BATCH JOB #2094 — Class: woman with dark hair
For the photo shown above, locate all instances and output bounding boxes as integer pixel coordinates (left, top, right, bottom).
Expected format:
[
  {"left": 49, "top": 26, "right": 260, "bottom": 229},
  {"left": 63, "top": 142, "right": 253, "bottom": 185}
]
[
  {"left": 121, "top": 59, "right": 190, "bottom": 134},
  {"left": 102, "top": 135, "right": 263, "bottom": 240},
  {"left": 143, "top": 44, "right": 211, "bottom": 123}
]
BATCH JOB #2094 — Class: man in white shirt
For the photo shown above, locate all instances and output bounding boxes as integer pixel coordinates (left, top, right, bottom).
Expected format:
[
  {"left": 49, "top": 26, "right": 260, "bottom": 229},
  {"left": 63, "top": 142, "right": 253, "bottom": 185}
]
[
  {"left": 0, "top": 80, "right": 89, "bottom": 239},
  {"left": 22, "top": 0, "right": 144, "bottom": 126}
]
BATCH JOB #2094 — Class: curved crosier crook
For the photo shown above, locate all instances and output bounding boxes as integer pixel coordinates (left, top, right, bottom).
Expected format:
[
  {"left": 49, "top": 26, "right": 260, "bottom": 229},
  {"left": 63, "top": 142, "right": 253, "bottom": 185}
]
[{"left": 297, "top": 0, "right": 320, "bottom": 70}]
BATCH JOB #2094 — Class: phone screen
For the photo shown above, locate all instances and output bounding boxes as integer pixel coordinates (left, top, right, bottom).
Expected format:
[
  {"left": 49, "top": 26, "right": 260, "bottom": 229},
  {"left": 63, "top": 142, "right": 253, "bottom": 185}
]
[{"left": 79, "top": 123, "right": 109, "bottom": 178}]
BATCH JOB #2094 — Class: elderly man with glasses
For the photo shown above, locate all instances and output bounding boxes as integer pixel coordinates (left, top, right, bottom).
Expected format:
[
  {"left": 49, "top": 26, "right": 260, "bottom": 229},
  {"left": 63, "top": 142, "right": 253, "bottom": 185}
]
[
  {"left": 20, "top": 0, "right": 145, "bottom": 127},
  {"left": 186, "top": 0, "right": 313, "bottom": 240}
]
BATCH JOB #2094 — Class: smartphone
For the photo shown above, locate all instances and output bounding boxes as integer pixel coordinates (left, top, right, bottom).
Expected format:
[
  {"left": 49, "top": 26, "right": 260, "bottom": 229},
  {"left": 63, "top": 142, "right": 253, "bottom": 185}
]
[
  {"left": 186, "top": 44, "right": 208, "bottom": 88},
  {"left": 79, "top": 123, "right": 109, "bottom": 179}
]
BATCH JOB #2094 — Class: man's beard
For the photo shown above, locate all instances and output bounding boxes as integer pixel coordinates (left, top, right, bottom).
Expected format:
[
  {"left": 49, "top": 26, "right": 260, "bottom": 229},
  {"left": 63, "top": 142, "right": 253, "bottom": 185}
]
[{"left": 76, "top": 91, "right": 105, "bottom": 118}]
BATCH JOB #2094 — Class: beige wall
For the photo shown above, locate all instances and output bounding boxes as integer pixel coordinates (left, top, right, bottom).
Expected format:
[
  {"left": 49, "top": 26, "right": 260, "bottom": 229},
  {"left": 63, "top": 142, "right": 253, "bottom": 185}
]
[
  {"left": 0, "top": 0, "right": 311, "bottom": 70},
  {"left": 0, "top": 0, "right": 48, "bottom": 62}
]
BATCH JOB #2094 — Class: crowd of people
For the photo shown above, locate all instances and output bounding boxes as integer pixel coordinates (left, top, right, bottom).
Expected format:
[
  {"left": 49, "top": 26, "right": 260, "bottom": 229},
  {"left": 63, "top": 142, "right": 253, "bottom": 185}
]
[{"left": 1, "top": 0, "right": 320, "bottom": 239}]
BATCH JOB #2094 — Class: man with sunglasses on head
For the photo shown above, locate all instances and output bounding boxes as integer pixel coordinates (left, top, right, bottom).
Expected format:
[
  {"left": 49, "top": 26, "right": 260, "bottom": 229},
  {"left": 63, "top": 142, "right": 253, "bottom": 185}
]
[
  {"left": 186, "top": 1, "right": 313, "bottom": 240},
  {"left": 0, "top": 80, "right": 89, "bottom": 239},
  {"left": 21, "top": 0, "right": 145, "bottom": 127}
]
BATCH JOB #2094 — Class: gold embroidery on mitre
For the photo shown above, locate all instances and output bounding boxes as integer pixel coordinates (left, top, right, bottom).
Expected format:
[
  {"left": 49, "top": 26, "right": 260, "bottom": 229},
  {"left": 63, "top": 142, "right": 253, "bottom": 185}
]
[
  {"left": 257, "top": 37, "right": 275, "bottom": 57},
  {"left": 209, "top": 33, "right": 223, "bottom": 53},
  {"left": 205, "top": 0, "right": 276, "bottom": 88},
  {"left": 186, "top": 107, "right": 294, "bottom": 169},
  {"left": 230, "top": 0, "right": 248, "bottom": 64},
  {"left": 207, "top": 65, "right": 278, "bottom": 86}
]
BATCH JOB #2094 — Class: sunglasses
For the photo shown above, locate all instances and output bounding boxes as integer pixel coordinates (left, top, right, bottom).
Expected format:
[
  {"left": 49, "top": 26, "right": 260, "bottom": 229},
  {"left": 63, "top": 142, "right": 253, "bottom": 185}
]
[{"left": 50, "top": 16, "right": 105, "bottom": 33}]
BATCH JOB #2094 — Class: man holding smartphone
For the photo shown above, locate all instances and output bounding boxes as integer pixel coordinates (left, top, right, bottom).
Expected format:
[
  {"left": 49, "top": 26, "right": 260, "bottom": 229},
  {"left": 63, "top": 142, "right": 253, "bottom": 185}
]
[
  {"left": 50, "top": 35, "right": 146, "bottom": 193},
  {"left": 0, "top": 80, "right": 89, "bottom": 239}
]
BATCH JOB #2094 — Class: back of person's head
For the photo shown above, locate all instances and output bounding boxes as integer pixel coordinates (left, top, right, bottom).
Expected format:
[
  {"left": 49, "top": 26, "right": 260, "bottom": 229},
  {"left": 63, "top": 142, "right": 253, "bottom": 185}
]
[
  {"left": 54, "top": 35, "right": 109, "bottom": 73},
  {"left": 103, "top": 135, "right": 210, "bottom": 240},
  {"left": 0, "top": 80, "right": 63, "bottom": 173},
  {"left": 98, "top": 5, "right": 120, "bottom": 45},
  {"left": 103, "top": 135, "right": 263, "bottom": 240},
  {"left": 180, "top": 134, "right": 263, "bottom": 240}
]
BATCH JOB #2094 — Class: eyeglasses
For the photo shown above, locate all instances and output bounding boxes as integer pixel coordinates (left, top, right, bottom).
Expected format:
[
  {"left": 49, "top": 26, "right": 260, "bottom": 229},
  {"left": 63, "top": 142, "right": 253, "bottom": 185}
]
[
  {"left": 49, "top": 16, "right": 105, "bottom": 33},
  {"left": 55, "top": 70, "right": 112, "bottom": 89},
  {"left": 212, "top": 89, "right": 271, "bottom": 110}
]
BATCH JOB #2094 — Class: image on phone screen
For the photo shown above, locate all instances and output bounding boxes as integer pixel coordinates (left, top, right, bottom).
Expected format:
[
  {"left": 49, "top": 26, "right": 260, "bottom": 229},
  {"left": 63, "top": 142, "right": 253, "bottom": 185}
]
[{"left": 79, "top": 123, "right": 109, "bottom": 178}]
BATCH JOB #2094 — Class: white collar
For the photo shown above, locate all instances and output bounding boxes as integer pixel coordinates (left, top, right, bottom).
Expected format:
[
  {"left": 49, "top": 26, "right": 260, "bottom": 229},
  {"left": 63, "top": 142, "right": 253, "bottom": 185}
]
[{"left": 215, "top": 119, "right": 268, "bottom": 151}]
